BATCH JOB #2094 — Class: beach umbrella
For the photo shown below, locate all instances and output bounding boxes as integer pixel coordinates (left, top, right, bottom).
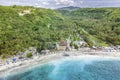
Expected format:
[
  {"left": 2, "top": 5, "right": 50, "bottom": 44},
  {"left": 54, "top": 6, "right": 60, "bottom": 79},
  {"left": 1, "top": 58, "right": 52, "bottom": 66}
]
[{"left": 12, "top": 58, "right": 16, "bottom": 62}]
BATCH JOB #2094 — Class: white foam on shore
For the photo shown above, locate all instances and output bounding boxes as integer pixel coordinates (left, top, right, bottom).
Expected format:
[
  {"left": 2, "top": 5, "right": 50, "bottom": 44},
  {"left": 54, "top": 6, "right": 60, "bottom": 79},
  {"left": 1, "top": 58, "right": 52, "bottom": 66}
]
[{"left": 50, "top": 55, "right": 120, "bottom": 65}]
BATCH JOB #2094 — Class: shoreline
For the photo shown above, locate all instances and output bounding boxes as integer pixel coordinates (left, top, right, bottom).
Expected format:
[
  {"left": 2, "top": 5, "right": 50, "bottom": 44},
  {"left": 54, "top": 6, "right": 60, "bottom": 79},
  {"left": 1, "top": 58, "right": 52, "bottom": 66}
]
[{"left": 0, "top": 51, "right": 120, "bottom": 77}]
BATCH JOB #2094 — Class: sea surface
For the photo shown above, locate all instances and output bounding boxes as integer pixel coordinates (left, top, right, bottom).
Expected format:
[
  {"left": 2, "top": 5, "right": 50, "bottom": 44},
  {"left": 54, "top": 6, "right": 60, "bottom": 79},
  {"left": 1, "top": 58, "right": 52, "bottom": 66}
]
[{"left": 1, "top": 56, "right": 120, "bottom": 80}]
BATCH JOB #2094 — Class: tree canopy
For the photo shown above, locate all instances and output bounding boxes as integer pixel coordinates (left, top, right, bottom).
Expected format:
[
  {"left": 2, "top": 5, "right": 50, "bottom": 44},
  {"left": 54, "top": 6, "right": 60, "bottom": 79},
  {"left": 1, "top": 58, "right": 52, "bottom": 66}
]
[{"left": 0, "top": 6, "right": 120, "bottom": 57}]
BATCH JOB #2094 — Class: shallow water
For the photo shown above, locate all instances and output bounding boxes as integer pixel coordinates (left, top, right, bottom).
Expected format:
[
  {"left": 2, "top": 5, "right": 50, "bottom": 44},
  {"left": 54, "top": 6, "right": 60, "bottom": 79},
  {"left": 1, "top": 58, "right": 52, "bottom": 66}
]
[{"left": 1, "top": 57, "right": 120, "bottom": 80}]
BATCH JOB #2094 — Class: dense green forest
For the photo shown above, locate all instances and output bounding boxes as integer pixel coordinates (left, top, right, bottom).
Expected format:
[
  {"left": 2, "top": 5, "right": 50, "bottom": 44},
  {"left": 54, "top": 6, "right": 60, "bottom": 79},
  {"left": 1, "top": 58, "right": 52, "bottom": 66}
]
[{"left": 0, "top": 5, "right": 120, "bottom": 58}]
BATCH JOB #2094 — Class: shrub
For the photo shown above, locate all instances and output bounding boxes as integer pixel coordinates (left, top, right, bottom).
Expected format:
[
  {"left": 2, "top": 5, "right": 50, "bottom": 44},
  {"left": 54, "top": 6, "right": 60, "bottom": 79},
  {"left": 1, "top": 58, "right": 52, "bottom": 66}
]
[
  {"left": 74, "top": 44, "right": 79, "bottom": 50},
  {"left": 70, "top": 41, "right": 74, "bottom": 47},
  {"left": 1, "top": 54, "right": 6, "bottom": 59},
  {"left": 26, "top": 53, "right": 33, "bottom": 58}
]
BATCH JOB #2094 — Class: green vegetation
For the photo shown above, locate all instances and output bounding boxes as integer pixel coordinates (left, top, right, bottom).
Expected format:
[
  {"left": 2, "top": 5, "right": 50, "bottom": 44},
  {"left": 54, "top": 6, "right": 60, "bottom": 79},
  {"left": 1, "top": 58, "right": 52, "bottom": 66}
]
[
  {"left": 0, "top": 6, "right": 120, "bottom": 57},
  {"left": 26, "top": 53, "right": 33, "bottom": 58},
  {"left": 74, "top": 44, "right": 79, "bottom": 50},
  {"left": 58, "top": 8, "right": 120, "bottom": 46}
]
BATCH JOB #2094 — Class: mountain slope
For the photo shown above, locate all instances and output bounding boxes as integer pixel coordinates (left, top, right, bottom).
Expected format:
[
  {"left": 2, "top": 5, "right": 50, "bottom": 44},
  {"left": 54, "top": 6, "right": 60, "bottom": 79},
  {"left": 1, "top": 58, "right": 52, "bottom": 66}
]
[
  {"left": 0, "top": 6, "right": 120, "bottom": 58},
  {"left": 58, "top": 8, "right": 120, "bottom": 46},
  {"left": 57, "top": 6, "right": 80, "bottom": 11},
  {"left": 0, "top": 6, "right": 64, "bottom": 58}
]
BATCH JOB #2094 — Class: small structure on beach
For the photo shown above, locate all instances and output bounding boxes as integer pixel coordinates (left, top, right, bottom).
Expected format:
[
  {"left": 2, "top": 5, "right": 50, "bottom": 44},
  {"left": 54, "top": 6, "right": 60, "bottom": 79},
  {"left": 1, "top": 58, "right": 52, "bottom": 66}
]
[
  {"left": 65, "top": 39, "right": 71, "bottom": 51},
  {"left": 57, "top": 39, "right": 71, "bottom": 51},
  {"left": 40, "top": 50, "right": 50, "bottom": 55},
  {"left": 63, "top": 52, "right": 69, "bottom": 56},
  {"left": 74, "top": 40, "right": 87, "bottom": 48},
  {"left": 117, "top": 45, "right": 120, "bottom": 49}
]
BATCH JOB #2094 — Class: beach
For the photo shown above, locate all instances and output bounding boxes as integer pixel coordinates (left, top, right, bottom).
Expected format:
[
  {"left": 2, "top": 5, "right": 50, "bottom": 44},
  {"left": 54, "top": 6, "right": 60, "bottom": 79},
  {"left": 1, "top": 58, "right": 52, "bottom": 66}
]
[{"left": 0, "top": 50, "right": 120, "bottom": 77}]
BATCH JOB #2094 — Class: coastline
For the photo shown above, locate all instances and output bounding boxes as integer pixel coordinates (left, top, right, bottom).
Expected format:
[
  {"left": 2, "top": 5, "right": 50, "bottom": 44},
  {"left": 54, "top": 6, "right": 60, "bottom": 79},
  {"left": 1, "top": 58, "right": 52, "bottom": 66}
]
[{"left": 0, "top": 50, "right": 120, "bottom": 77}]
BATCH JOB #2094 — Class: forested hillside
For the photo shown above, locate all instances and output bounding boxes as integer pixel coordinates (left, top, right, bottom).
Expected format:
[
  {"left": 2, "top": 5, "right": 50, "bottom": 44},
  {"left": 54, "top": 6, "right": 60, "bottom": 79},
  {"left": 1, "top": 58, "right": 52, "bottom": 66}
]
[
  {"left": 0, "top": 6, "right": 120, "bottom": 58},
  {"left": 58, "top": 8, "right": 120, "bottom": 46}
]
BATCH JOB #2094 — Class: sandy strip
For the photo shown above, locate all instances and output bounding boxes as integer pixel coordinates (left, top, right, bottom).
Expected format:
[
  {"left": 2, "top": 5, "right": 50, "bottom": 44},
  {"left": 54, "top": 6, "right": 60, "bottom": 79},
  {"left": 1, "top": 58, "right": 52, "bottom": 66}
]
[{"left": 0, "top": 51, "right": 120, "bottom": 77}]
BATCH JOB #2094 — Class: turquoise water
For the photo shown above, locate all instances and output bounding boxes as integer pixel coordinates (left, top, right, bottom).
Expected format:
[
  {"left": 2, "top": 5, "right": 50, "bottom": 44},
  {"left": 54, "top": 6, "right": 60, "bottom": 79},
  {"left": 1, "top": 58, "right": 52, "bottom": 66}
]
[{"left": 1, "top": 57, "right": 120, "bottom": 80}]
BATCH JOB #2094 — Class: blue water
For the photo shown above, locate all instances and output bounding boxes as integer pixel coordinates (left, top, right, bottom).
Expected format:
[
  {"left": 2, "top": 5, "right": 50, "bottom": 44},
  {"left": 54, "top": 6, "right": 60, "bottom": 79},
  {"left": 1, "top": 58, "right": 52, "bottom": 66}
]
[{"left": 1, "top": 57, "right": 120, "bottom": 80}]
